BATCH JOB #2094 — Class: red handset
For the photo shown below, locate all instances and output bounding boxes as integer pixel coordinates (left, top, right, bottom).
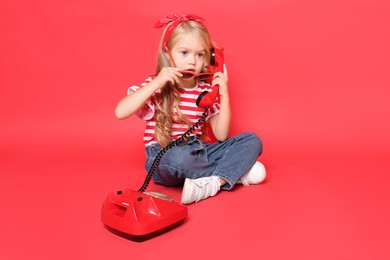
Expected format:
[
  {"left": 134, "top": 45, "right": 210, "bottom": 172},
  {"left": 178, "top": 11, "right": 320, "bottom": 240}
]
[{"left": 196, "top": 47, "right": 224, "bottom": 108}]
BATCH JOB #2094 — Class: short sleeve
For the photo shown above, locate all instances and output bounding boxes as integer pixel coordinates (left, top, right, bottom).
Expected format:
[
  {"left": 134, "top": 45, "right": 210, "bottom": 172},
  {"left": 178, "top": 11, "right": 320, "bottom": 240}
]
[
  {"left": 127, "top": 77, "right": 156, "bottom": 120},
  {"left": 205, "top": 96, "right": 220, "bottom": 121}
]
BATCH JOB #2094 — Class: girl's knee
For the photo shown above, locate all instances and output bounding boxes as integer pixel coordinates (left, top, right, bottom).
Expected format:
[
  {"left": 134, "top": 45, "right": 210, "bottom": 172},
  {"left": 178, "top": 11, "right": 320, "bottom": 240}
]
[
  {"left": 242, "top": 132, "right": 263, "bottom": 154},
  {"left": 162, "top": 145, "right": 203, "bottom": 169}
]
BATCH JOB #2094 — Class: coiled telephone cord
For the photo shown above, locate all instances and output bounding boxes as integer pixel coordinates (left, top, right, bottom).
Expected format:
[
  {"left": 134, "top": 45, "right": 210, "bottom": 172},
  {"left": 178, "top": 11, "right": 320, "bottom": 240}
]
[{"left": 138, "top": 108, "right": 208, "bottom": 192}]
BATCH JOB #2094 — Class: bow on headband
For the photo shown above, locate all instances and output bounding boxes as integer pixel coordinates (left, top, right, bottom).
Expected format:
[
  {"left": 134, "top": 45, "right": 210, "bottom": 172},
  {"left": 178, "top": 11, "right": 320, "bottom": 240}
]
[{"left": 155, "top": 14, "right": 205, "bottom": 51}]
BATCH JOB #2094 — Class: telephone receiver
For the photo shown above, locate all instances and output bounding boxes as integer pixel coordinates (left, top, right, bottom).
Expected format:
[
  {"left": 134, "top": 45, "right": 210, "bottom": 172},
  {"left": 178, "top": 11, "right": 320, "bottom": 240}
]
[{"left": 196, "top": 47, "right": 224, "bottom": 108}]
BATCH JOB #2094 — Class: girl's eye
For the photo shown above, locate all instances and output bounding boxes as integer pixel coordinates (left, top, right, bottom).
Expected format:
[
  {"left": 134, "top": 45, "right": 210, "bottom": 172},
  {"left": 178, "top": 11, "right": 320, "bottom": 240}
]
[
  {"left": 181, "top": 51, "right": 188, "bottom": 56},
  {"left": 197, "top": 53, "right": 205, "bottom": 58}
]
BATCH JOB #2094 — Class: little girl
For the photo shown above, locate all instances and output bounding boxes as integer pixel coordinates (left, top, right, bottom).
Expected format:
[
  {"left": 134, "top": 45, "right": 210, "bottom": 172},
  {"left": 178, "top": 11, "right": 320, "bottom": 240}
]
[{"left": 115, "top": 13, "right": 266, "bottom": 204}]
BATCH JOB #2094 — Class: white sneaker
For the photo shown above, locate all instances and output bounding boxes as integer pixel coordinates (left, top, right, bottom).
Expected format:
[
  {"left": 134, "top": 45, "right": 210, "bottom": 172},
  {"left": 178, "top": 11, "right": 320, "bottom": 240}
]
[
  {"left": 181, "top": 176, "right": 221, "bottom": 204},
  {"left": 238, "top": 161, "right": 266, "bottom": 186}
]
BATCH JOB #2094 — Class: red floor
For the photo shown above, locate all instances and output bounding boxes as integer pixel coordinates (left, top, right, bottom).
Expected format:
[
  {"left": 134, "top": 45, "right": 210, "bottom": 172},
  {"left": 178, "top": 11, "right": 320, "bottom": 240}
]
[
  {"left": 2, "top": 134, "right": 390, "bottom": 259},
  {"left": 1, "top": 1, "right": 390, "bottom": 259}
]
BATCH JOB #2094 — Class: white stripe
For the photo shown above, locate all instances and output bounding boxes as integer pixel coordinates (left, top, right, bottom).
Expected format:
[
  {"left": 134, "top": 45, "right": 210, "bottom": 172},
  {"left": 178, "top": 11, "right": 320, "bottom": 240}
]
[
  {"left": 178, "top": 110, "right": 202, "bottom": 116},
  {"left": 171, "top": 123, "right": 189, "bottom": 128},
  {"left": 181, "top": 92, "right": 204, "bottom": 99},
  {"left": 180, "top": 101, "right": 199, "bottom": 107},
  {"left": 171, "top": 131, "right": 201, "bottom": 136},
  {"left": 146, "top": 121, "right": 156, "bottom": 126}
]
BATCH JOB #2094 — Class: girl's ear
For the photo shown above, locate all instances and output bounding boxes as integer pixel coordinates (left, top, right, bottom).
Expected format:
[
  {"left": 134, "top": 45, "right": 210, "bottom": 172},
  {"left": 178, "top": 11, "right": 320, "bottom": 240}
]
[
  {"left": 163, "top": 46, "right": 169, "bottom": 58},
  {"left": 164, "top": 47, "right": 176, "bottom": 67},
  {"left": 163, "top": 52, "right": 170, "bottom": 60},
  {"left": 163, "top": 47, "right": 170, "bottom": 60}
]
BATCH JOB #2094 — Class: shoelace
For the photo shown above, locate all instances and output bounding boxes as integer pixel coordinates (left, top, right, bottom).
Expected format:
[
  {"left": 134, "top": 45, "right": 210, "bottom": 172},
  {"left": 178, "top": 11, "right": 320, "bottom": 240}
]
[
  {"left": 194, "top": 178, "right": 220, "bottom": 202},
  {"left": 193, "top": 179, "right": 211, "bottom": 187}
]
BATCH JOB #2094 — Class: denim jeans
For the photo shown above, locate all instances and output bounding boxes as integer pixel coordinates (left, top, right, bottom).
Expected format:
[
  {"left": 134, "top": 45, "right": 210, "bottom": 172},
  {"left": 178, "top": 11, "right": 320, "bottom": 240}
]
[{"left": 145, "top": 132, "right": 263, "bottom": 190}]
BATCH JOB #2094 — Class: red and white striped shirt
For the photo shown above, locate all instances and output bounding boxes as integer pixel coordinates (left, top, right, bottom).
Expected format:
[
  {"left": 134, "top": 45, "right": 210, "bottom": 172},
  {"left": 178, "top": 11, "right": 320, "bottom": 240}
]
[{"left": 128, "top": 76, "right": 220, "bottom": 146}]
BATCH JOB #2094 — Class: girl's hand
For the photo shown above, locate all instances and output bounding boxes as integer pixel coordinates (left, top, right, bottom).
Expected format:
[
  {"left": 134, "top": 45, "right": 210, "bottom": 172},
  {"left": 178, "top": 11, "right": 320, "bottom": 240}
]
[
  {"left": 212, "top": 64, "right": 229, "bottom": 97},
  {"left": 154, "top": 67, "right": 182, "bottom": 88}
]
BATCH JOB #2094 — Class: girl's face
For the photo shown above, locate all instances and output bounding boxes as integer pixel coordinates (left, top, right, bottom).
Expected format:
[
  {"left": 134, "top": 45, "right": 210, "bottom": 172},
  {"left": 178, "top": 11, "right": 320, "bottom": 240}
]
[{"left": 170, "top": 32, "right": 207, "bottom": 86}]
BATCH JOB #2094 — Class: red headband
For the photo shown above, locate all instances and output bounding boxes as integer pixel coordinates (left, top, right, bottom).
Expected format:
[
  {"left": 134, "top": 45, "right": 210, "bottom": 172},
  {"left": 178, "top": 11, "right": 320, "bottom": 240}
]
[{"left": 154, "top": 13, "right": 205, "bottom": 51}]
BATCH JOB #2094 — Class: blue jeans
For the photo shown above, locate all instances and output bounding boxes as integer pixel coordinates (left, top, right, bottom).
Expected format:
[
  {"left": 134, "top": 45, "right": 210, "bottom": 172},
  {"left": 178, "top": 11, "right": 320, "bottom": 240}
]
[{"left": 145, "top": 132, "right": 263, "bottom": 190}]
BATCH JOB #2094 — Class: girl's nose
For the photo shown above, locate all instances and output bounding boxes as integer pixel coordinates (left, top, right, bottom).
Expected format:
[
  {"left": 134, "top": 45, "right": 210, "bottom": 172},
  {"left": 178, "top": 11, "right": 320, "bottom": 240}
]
[{"left": 188, "top": 55, "right": 195, "bottom": 65}]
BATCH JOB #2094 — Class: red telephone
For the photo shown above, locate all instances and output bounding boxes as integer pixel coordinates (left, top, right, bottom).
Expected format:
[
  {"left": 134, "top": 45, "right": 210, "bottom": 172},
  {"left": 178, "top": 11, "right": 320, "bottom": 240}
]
[
  {"left": 196, "top": 47, "right": 224, "bottom": 108},
  {"left": 101, "top": 46, "right": 224, "bottom": 241}
]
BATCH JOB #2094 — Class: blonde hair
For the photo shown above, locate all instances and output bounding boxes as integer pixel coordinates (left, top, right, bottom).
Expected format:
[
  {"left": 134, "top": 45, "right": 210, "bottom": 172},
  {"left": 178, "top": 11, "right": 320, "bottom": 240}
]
[{"left": 153, "top": 20, "right": 212, "bottom": 147}]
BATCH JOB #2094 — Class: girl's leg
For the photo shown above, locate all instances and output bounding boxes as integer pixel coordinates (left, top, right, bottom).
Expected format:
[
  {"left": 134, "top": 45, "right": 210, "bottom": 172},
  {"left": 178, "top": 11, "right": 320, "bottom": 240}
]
[
  {"left": 145, "top": 132, "right": 263, "bottom": 204},
  {"left": 145, "top": 137, "right": 219, "bottom": 186},
  {"left": 181, "top": 132, "right": 263, "bottom": 204},
  {"left": 205, "top": 132, "right": 263, "bottom": 190}
]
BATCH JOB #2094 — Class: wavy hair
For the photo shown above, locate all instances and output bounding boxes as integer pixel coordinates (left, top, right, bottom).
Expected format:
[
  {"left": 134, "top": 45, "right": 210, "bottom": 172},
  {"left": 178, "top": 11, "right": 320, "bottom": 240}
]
[{"left": 152, "top": 20, "right": 212, "bottom": 147}]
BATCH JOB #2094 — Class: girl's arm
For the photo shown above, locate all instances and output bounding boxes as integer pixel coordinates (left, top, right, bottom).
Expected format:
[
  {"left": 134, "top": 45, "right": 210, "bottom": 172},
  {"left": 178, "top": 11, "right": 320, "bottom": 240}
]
[
  {"left": 115, "top": 67, "right": 182, "bottom": 119},
  {"left": 209, "top": 65, "right": 231, "bottom": 141}
]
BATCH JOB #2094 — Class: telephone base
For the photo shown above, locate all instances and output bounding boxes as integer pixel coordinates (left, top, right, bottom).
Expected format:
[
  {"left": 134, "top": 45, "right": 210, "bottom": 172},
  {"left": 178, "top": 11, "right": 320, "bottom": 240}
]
[{"left": 101, "top": 188, "right": 188, "bottom": 239}]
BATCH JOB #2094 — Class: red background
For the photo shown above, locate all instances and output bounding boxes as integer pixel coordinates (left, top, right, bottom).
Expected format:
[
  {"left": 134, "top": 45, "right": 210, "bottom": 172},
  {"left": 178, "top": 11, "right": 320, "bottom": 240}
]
[{"left": 1, "top": 0, "right": 390, "bottom": 259}]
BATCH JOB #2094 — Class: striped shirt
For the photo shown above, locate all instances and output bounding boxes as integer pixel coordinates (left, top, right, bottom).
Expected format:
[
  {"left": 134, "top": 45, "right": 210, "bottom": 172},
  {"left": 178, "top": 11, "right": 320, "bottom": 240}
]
[{"left": 128, "top": 76, "right": 220, "bottom": 146}]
